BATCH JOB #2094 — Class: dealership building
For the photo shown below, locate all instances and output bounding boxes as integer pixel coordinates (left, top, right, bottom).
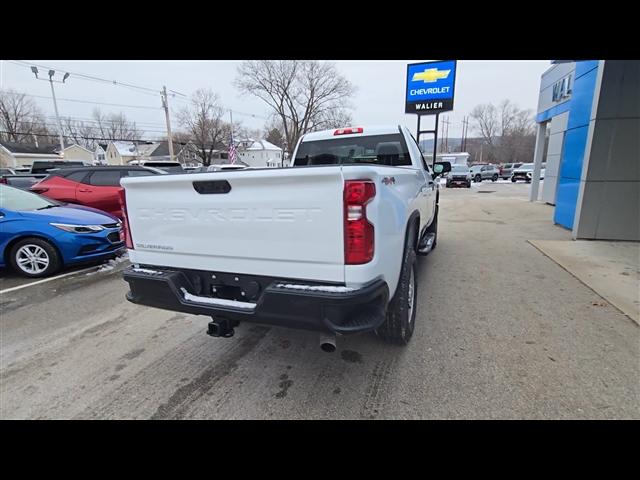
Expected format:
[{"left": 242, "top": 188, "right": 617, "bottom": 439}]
[{"left": 529, "top": 60, "right": 639, "bottom": 241}]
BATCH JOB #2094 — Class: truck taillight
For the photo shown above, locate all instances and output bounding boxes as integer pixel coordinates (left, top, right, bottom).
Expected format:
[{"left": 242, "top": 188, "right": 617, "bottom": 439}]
[
  {"left": 334, "top": 127, "right": 363, "bottom": 135},
  {"left": 344, "top": 180, "right": 375, "bottom": 265},
  {"left": 118, "top": 189, "right": 134, "bottom": 249}
]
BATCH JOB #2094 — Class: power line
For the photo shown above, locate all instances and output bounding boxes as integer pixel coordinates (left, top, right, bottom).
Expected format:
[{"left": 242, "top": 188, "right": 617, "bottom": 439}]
[
  {"left": 39, "top": 114, "right": 168, "bottom": 128},
  {"left": 8, "top": 60, "right": 161, "bottom": 94},
  {"left": 21, "top": 121, "right": 171, "bottom": 135},
  {"left": 1, "top": 131, "right": 169, "bottom": 143},
  {"left": 170, "top": 95, "right": 270, "bottom": 121},
  {"left": 0, "top": 89, "right": 162, "bottom": 110}
]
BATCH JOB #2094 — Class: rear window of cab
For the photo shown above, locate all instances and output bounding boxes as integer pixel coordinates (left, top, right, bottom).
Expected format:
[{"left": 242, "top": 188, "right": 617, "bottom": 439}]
[{"left": 294, "top": 134, "right": 412, "bottom": 167}]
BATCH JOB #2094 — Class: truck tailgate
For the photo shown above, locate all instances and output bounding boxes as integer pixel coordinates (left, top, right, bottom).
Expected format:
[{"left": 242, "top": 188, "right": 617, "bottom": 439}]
[{"left": 122, "top": 167, "right": 346, "bottom": 283}]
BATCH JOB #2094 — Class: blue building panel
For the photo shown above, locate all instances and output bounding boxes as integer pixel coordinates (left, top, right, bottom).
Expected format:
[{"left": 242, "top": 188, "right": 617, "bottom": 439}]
[
  {"left": 567, "top": 67, "right": 599, "bottom": 130},
  {"left": 574, "top": 60, "right": 599, "bottom": 79},
  {"left": 554, "top": 178, "right": 581, "bottom": 228},
  {"left": 553, "top": 60, "right": 599, "bottom": 229},
  {"left": 559, "top": 125, "right": 590, "bottom": 180},
  {"left": 536, "top": 101, "right": 571, "bottom": 123}
]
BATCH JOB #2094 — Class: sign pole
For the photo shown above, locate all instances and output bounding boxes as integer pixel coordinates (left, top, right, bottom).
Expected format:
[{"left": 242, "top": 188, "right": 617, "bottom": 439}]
[
  {"left": 416, "top": 112, "right": 440, "bottom": 167},
  {"left": 432, "top": 113, "right": 439, "bottom": 166}
]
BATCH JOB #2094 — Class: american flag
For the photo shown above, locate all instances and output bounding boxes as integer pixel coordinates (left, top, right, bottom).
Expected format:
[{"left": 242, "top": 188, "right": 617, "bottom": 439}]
[{"left": 228, "top": 137, "right": 237, "bottom": 164}]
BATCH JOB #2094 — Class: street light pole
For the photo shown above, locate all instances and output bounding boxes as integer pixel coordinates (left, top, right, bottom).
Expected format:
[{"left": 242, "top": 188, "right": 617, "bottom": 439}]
[
  {"left": 48, "top": 73, "right": 65, "bottom": 154},
  {"left": 31, "top": 67, "right": 67, "bottom": 155}
]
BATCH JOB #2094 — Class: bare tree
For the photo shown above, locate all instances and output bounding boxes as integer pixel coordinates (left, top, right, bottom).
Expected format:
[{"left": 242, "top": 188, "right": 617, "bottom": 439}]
[
  {"left": 61, "top": 117, "right": 98, "bottom": 150},
  {"left": 0, "top": 90, "right": 49, "bottom": 143},
  {"left": 177, "top": 89, "right": 235, "bottom": 166},
  {"left": 469, "top": 100, "right": 536, "bottom": 164},
  {"left": 469, "top": 103, "right": 498, "bottom": 146},
  {"left": 234, "top": 60, "right": 355, "bottom": 155},
  {"left": 91, "top": 109, "right": 143, "bottom": 142}
]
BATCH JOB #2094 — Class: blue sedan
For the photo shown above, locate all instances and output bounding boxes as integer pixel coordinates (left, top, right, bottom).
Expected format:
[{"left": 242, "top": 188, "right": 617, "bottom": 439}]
[{"left": 0, "top": 184, "right": 125, "bottom": 278}]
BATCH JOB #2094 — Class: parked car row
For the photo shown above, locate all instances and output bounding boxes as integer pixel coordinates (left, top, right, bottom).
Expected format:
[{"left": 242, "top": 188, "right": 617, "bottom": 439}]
[
  {"left": 0, "top": 184, "right": 124, "bottom": 278},
  {"left": 443, "top": 162, "right": 547, "bottom": 186},
  {"left": 0, "top": 161, "right": 255, "bottom": 278}
]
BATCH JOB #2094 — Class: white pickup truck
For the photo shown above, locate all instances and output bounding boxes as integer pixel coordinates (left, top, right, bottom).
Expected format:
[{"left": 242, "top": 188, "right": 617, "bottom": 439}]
[{"left": 120, "top": 125, "right": 450, "bottom": 350}]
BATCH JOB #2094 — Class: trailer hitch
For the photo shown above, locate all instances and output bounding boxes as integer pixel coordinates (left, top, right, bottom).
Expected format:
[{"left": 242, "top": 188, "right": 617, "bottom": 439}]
[{"left": 207, "top": 317, "right": 239, "bottom": 338}]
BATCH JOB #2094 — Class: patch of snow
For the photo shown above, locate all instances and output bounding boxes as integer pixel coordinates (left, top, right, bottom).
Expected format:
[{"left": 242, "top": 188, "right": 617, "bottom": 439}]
[
  {"left": 86, "top": 252, "right": 129, "bottom": 276},
  {"left": 132, "top": 267, "right": 162, "bottom": 275},
  {"left": 180, "top": 288, "right": 256, "bottom": 310},
  {"left": 274, "top": 283, "right": 356, "bottom": 293}
]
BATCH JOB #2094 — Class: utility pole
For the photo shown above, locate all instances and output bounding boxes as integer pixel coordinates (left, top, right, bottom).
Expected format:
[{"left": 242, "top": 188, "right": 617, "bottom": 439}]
[
  {"left": 461, "top": 116, "right": 469, "bottom": 152},
  {"left": 161, "top": 86, "right": 175, "bottom": 162},
  {"left": 442, "top": 117, "right": 451, "bottom": 153},
  {"left": 229, "top": 109, "right": 235, "bottom": 165}
]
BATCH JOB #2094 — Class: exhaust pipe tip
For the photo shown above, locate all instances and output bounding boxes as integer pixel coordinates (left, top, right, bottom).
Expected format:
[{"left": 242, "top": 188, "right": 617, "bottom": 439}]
[
  {"left": 320, "top": 342, "right": 336, "bottom": 353},
  {"left": 319, "top": 333, "right": 336, "bottom": 353}
]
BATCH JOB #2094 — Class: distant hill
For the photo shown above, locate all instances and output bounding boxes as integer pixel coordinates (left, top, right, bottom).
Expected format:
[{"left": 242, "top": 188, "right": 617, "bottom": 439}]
[{"left": 419, "top": 137, "right": 464, "bottom": 153}]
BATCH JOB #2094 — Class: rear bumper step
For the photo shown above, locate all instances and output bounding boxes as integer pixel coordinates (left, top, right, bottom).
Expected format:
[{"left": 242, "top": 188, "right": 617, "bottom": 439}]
[{"left": 123, "top": 266, "right": 389, "bottom": 335}]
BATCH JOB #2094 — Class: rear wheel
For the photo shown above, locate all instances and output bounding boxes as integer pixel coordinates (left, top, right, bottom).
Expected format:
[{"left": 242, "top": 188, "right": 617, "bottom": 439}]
[
  {"left": 492, "top": 174, "right": 498, "bottom": 182},
  {"left": 9, "top": 237, "right": 62, "bottom": 278},
  {"left": 376, "top": 246, "right": 417, "bottom": 345},
  {"left": 511, "top": 177, "right": 517, "bottom": 183},
  {"left": 474, "top": 174, "right": 482, "bottom": 183}
]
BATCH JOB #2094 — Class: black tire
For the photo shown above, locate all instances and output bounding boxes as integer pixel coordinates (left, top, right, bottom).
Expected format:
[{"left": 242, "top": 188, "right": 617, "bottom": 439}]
[
  {"left": 511, "top": 178, "right": 517, "bottom": 183},
  {"left": 474, "top": 174, "right": 482, "bottom": 183},
  {"left": 492, "top": 174, "right": 498, "bottom": 182},
  {"left": 526, "top": 179, "right": 531, "bottom": 183},
  {"left": 8, "top": 237, "right": 62, "bottom": 278},
  {"left": 466, "top": 182, "right": 471, "bottom": 188},
  {"left": 376, "top": 243, "right": 417, "bottom": 345}
]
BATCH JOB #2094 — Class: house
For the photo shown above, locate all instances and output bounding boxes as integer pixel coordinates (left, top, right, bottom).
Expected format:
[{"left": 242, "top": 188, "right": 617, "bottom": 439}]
[
  {"left": 103, "top": 140, "right": 200, "bottom": 166},
  {"left": 61, "top": 144, "right": 93, "bottom": 163},
  {"left": 142, "top": 141, "right": 189, "bottom": 163},
  {"left": 0, "top": 141, "right": 61, "bottom": 168},
  {"left": 94, "top": 143, "right": 108, "bottom": 165},
  {"left": 105, "top": 141, "right": 138, "bottom": 165},
  {"left": 237, "top": 139, "right": 283, "bottom": 168},
  {"left": 174, "top": 142, "right": 202, "bottom": 166},
  {"left": 206, "top": 149, "right": 231, "bottom": 166}
]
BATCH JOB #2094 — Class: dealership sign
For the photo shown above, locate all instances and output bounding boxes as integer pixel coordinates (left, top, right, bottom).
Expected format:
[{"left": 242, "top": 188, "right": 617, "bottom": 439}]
[{"left": 405, "top": 60, "right": 457, "bottom": 114}]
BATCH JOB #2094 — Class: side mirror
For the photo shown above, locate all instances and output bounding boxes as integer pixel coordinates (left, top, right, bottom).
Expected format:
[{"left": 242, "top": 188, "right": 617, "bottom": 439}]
[{"left": 433, "top": 161, "right": 451, "bottom": 178}]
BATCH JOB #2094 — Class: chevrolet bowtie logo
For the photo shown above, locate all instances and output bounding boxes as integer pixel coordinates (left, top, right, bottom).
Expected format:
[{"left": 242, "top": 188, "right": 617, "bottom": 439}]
[{"left": 412, "top": 67, "right": 451, "bottom": 83}]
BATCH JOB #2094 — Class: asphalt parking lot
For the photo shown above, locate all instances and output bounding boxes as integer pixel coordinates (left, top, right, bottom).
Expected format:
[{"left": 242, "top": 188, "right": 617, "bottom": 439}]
[{"left": 1, "top": 181, "right": 638, "bottom": 419}]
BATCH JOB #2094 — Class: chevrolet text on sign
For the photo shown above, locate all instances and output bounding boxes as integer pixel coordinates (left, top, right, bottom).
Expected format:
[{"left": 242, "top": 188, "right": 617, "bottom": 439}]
[{"left": 405, "top": 60, "right": 457, "bottom": 114}]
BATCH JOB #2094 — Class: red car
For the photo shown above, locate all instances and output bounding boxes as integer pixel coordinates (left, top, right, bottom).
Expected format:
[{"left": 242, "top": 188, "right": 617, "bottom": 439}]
[{"left": 30, "top": 166, "right": 162, "bottom": 219}]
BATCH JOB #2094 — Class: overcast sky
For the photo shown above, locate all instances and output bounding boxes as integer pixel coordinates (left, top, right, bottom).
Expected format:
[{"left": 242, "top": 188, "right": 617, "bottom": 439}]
[{"left": 0, "top": 60, "right": 550, "bottom": 140}]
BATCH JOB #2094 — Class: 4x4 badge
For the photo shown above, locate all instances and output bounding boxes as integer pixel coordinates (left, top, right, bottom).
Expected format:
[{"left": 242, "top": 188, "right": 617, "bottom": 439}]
[{"left": 382, "top": 176, "right": 396, "bottom": 185}]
